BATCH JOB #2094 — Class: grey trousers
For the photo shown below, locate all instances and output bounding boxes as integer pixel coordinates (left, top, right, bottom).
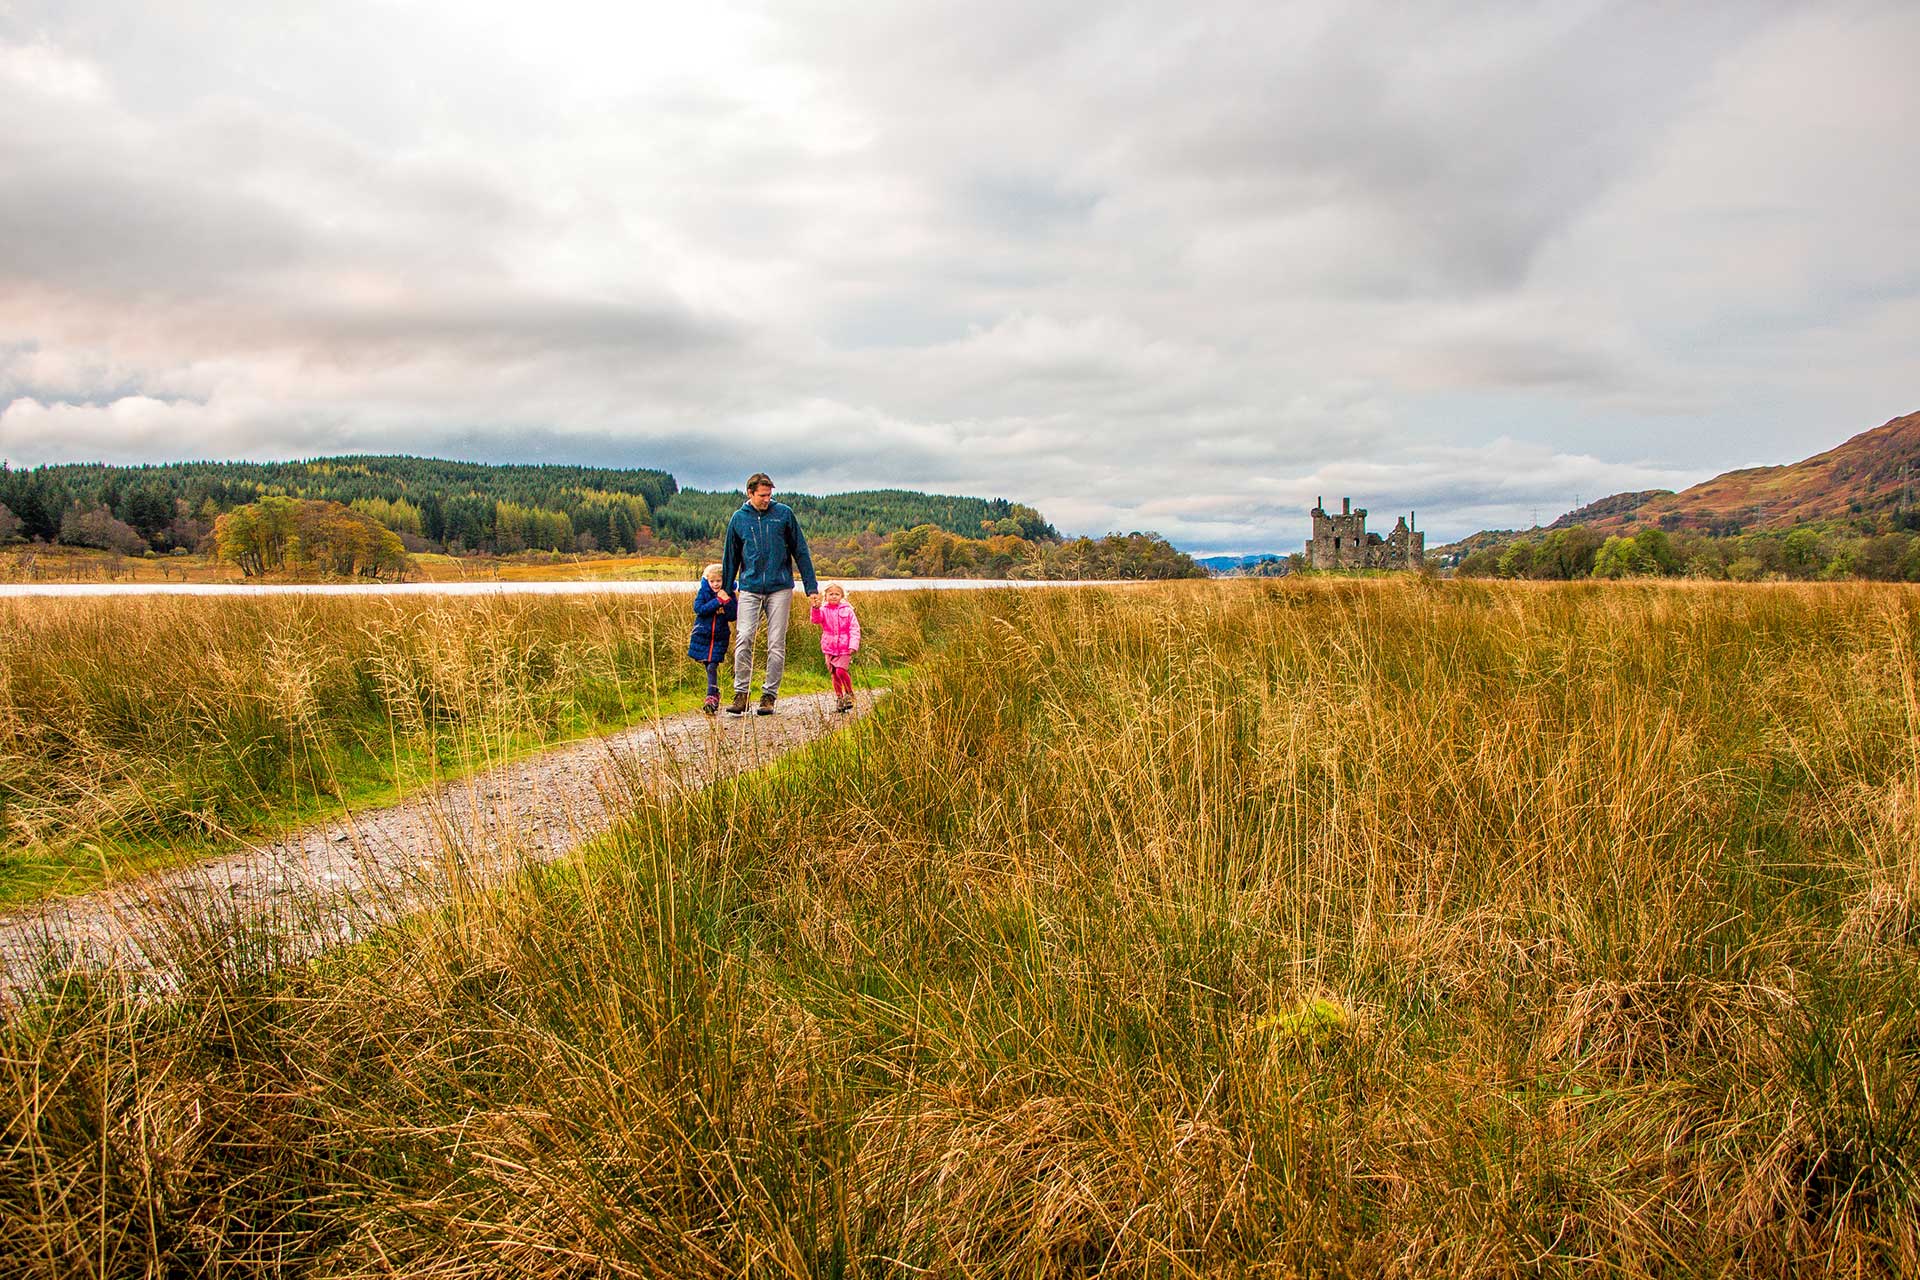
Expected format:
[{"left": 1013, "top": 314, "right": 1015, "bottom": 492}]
[{"left": 732, "top": 588, "right": 793, "bottom": 696}]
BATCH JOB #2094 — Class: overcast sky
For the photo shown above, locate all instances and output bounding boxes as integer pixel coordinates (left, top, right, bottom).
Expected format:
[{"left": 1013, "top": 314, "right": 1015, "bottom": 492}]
[{"left": 2, "top": 2, "right": 1915, "bottom": 551}]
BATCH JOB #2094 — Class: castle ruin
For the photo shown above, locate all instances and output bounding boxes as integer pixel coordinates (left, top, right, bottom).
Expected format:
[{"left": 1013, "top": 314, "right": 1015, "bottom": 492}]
[{"left": 1306, "top": 497, "right": 1425, "bottom": 571}]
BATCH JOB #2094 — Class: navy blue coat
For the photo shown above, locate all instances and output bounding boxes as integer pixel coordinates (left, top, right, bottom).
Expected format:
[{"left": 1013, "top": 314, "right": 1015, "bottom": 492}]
[
  {"left": 721, "top": 500, "right": 819, "bottom": 596},
  {"left": 687, "top": 579, "right": 737, "bottom": 663}
]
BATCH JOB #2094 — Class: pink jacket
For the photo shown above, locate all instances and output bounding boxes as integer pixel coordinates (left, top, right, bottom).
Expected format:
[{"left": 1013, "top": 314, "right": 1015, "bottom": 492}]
[{"left": 810, "top": 600, "right": 861, "bottom": 658}]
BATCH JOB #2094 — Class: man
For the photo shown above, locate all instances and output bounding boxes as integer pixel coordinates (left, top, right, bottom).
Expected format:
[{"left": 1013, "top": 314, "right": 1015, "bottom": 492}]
[{"left": 721, "top": 472, "right": 818, "bottom": 715}]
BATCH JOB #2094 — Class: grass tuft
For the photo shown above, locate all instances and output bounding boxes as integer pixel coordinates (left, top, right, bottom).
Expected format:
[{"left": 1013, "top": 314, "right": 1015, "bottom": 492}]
[{"left": 4, "top": 579, "right": 1919, "bottom": 1275}]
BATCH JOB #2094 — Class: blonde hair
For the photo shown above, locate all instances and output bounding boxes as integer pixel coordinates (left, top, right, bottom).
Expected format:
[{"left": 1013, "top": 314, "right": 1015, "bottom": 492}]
[
  {"left": 822, "top": 581, "right": 848, "bottom": 599},
  {"left": 703, "top": 563, "right": 723, "bottom": 579}
]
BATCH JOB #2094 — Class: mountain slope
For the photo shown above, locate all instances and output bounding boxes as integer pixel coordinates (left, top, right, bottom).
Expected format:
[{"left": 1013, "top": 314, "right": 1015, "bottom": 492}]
[
  {"left": 1545, "top": 490, "right": 1675, "bottom": 529},
  {"left": 1572, "top": 411, "right": 1920, "bottom": 533},
  {"left": 1436, "top": 411, "right": 1920, "bottom": 558}
]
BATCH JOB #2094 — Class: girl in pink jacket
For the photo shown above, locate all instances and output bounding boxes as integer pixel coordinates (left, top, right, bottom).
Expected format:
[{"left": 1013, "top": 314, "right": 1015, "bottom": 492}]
[{"left": 810, "top": 583, "right": 861, "bottom": 712}]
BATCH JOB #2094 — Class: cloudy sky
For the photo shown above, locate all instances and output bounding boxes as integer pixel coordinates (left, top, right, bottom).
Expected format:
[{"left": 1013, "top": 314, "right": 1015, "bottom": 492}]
[{"left": 2, "top": 1, "right": 1915, "bottom": 551}]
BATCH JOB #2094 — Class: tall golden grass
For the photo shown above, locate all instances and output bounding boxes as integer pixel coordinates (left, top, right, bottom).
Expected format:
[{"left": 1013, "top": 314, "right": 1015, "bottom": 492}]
[
  {"left": 0, "top": 591, "right": 922, "bottom": 903},
  {"left": 3, "top": 579, "right": 1917, "bottom": 1275}
]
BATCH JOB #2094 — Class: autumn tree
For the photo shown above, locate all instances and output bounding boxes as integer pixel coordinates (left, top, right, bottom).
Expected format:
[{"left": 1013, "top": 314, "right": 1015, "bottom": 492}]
[
  {"left": 1592, "top": 535, "right": 1646, "bottom": 578},
  {"left": 1455, "top": 547, "right": 1501, "bottom": 577},
  {"left": 292, "top": 501, "right": 411, "bottom": 578},
  {"left": 59, "top": 504, "right": 149, "bottom": 555},
  {"left": 214, "top": 496, "right": 299, "bottom": 576}
]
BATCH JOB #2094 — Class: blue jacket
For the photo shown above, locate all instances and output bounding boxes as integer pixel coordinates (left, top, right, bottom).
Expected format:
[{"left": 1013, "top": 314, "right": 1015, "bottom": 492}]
[
  {"left": 721, "top": 500, "right": 819, "bottom": 596},
  {"left": 687, "top": 579, "right": 737, "bottom": 662}
]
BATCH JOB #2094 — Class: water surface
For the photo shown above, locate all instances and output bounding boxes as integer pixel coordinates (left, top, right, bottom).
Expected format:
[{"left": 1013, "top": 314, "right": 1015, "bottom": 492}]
[{"left": 0, "top": 578, "right": 1115, "bottom": 599}]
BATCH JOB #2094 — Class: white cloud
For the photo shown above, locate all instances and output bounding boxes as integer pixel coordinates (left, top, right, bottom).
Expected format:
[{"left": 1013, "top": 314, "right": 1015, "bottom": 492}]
[
  {"left": 0, "top": 1, "right": 1915, "bottom": 553},
  {"left": 0, "top": 39, "right": 105, "bottom": 101}
]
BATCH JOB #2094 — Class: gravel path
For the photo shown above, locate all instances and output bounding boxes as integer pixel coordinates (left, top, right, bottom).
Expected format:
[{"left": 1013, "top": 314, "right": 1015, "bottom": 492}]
[{"left": 0, "top": 689, "right": 880, "bottom": 995}]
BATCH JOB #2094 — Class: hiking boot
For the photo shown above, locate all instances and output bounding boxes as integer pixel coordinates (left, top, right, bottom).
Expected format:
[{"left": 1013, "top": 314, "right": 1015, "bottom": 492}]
[
  {"left": 836, "top": 694, "right": 854, "bottom": 713},
  {"left": 726, "top": 692, "right": 749, "bottom": 716},
  {"left": 756, "top": 692, "right": 776, "bottom": 716},
  {"left": 703, "top": 693, "right": 719, "bottom": 715}
]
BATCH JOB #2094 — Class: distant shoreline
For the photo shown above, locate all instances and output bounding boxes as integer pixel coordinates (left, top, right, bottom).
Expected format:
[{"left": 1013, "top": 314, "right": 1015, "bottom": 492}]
[{"left": 0, "top": 578, "right": 1133, "bottom": 599}]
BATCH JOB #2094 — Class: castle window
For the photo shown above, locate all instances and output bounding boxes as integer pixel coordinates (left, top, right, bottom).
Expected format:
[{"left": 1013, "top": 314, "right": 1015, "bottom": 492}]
[{"left": 1334, "top": 537, "right": 1341, "bottom": 549}]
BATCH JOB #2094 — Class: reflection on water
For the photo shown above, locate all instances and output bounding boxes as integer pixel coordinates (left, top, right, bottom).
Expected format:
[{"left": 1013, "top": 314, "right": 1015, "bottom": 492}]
[{"left": 0, "top": 578, "right": 1117, "bottom": 599}]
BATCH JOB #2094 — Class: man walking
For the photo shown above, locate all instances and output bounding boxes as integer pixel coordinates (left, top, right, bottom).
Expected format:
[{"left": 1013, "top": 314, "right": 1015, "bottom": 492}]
[{"left": 722, "top": 472, "right": 819, "bottom": 716}]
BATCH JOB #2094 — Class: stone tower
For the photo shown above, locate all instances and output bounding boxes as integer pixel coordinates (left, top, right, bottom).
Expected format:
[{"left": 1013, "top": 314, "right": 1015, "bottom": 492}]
[{"left": 1306, "top": 498, "right": 1425, "bottom": 571}]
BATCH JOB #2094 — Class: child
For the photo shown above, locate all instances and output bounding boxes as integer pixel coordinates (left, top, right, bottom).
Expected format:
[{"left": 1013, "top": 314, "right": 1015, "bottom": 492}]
[
  {"left": 809, "top": 582, "right": 861, "bottom": 712},
  {"left": 688, "top": 564, "right": 736, "bottom": 714}
]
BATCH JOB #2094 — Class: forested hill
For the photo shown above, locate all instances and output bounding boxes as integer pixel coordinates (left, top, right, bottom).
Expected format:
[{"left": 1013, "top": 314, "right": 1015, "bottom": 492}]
[
  {"left": 2, "top": 456, "right": 678, "bottom": 555},
  {"left": 21, "top": 456, "right": 679, "bottom": 512},
  {"left": 0, "top": 455, "right": 1060, "bottom": 557},
  {"left": 651, "top": 488, "right": 1057, "bottom": 543}
]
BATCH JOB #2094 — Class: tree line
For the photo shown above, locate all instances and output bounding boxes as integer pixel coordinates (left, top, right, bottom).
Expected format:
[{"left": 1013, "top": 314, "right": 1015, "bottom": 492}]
[
  {"left": 806, "top": 526, "right": 1204, "bottom": 581},
  {"left": 1, "top": 456, "right": 1205, "bottom": 580},
  {"left": 0, "top": 457, "right": 676, "bottom": 558},
  {"left": 1454, "top": 520, "right": 1920, "bottom": 582},
  {"left": 652, "top": 488, "right": 1058, "bottom": 544},
  {"left": 0, "top": 459, "right": 1042, "bottom": 559}
]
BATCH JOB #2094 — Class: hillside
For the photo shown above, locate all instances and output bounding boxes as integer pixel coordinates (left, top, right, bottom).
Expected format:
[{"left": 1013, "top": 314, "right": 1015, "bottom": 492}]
[
  {"left": 1436, "top": 410, "right": 1920, "bottom": 559},
  {"left": 652, "top": 488, "right": 1057, "bottom": 543},
  {"left": 1568, "top": 411, "right": 1920, "bottom": 535},
  {"left": 0, "top": 456, "right": 1062, "bottom": 558},
  {"left": 1545, "top": 489, "right": 1676, "bottom": 529},
  {"left": 0, "top": 456, "right": 676, "bottom": 554},
  {"left": 11, "top": 455, "right": 679, "bottom": 519},
  {"left": 1196, "top": 553, "right": 1286, "bottom": 574}
]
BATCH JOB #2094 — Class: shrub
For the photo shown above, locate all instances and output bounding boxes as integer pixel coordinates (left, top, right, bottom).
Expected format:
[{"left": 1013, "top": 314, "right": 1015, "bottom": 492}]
[{"left": 58, "top": 504, "right": 147, "bottom": 555}]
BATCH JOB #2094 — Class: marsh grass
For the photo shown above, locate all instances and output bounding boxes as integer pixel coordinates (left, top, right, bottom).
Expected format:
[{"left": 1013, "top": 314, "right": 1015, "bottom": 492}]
[
  {"left": 0, "top": 593, "right": 902, "bottom": 905},
  {"left": 3, "top": 580, "right": 1918, "bottom": 1276}
]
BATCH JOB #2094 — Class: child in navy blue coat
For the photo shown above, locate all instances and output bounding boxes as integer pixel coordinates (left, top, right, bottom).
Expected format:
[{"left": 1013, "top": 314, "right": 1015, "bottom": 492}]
[{"left": 688, "top": 563, "right": 737, "bottom": 714}]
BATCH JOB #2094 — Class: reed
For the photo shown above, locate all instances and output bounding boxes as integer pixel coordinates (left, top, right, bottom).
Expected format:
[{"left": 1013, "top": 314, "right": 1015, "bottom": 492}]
[
  {"left": 0, "top": 591, "right": 921, "bottom": 904},
  {"left": 2, "top": 579, "right": 1916, "bottom": 1276}
]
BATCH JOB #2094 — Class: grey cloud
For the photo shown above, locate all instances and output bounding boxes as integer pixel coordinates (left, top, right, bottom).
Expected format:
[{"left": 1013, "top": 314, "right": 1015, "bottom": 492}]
[
  {"left": 0, "top": 148, "right": 312, "bottom": 295},
  {"left": 963, "top": 174, "right": 1102, "bottom": 239},
  {"left": 1404, "top": 335, "right": 1632, "bottom": 393},
  {"left": 0, "top": 340, "right": 148, "bottom": 407},
  {"left": 290, "top": 297, "right": 738, "bottom": 365},
  {"left": 0, "top": 31, "right": 710, "bottom": 367},
  {"left": 825, "top": 296, "right": 984, "bottom": 351},
  {"left": 1, "top": 1, "right": 1914, "bottom": 554},
  {"left": 781, "top": 3, "right": 1781, "bottom": 296}
]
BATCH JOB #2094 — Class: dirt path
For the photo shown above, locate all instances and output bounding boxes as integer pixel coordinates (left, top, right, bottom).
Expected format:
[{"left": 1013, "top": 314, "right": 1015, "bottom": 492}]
[{"left": 0, "top": 689, "right": 880, "bottom": 995}]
